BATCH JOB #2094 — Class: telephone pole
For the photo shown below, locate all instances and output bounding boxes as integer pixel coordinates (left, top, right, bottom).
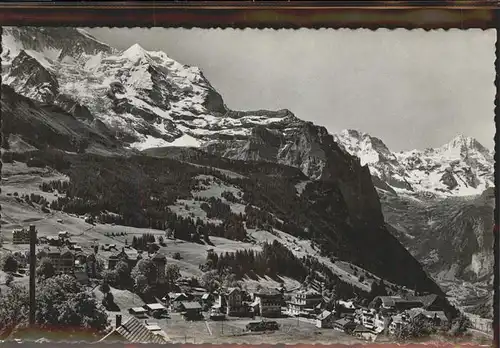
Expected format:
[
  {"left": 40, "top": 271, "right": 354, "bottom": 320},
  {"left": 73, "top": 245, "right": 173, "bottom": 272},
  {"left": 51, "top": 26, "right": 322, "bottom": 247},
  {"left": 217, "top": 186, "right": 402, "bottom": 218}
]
[{"left": 29, "top": 225, "right": 37, "bottom": 326}]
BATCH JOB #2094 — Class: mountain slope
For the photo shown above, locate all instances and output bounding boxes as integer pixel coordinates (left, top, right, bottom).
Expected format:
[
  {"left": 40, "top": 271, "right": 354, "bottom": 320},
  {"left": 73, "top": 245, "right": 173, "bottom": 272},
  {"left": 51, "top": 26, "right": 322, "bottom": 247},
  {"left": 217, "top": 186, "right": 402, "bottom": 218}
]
[{"left": 1, "top": 26, "right": 444, "bottom": 298}]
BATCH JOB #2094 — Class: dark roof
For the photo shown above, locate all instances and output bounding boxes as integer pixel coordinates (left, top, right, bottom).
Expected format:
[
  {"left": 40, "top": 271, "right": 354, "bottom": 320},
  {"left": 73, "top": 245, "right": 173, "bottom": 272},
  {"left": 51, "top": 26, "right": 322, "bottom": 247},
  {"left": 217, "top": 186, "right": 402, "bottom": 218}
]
[
  {"left": 181, "top": 301, "right": 202, "bottom": 310},
  {"left": 102, "top": 317, "right": 166, "bottom": 344},
  {"left": 354, "top": 324, "right": 374, "bottom": 333},
  {"left": 373, "top": 296, "right": 425, "bottom": 307},
  {"left": 38, "top": 246, "right": 74, "bottom": 257},
  {"left": 335, "top": 318, "right": 355, "bottom": 327},
  {"left": 405, "top": 294, "right": 440, "bottom": 308},
  {"left": 254, "top": 288, "right": 282, "bottom": 297},
  {"left": 226, "top": 287, "right": 241, "bottom": 295}
]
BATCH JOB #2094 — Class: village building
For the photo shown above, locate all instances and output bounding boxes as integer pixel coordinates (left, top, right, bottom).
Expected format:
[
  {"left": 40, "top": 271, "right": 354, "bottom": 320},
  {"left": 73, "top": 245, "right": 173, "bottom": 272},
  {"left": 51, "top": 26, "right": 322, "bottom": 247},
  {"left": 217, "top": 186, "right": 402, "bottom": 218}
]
[
  {"left": 252, "top": 288, "right": 283, "bottom": 318},
  {"left": 151, "top": 252, "right": 167, "bottom": 285},
  {"left": 129, "top": 307, "right": 148, "bottom": 318},
  {"left": 405, "top": 294, "right": 447, "bottom": 312},
  {"left": 333, "top": 317, "right": 357, "bottom": 333},
  {"left": 353, "top": 325, "right": 378, "bottom": 342},
  {"left": 337, "top": 300, "right": 356, "bottom": 317},
  {"left": 108, "top": 248, "right": 139, "bottom": 270},
  {"left": 74, "top": 264, "right": 89, "bottom": 285},
  {"left": 165, "top": 292, "right": 191, "bottom": 311},
  {"left": 316, "top": 310, "right": 336, "bottom": 328},
  {"left": 388, "top": 314, "right": 407, "bottom": 335},
  {"left": 405, "top": 308, "right": 449, "bottom": 328},
  {"left": 46, "top": 236, "right": 61, "bottom": 246},
  {"left": 221, "top": 287, "right": 248, "bottom": 316},
  {"left": 99, "top": 315, "right": 168, "bottom": 343},
  {"left": 179, "top": 301, "right": 203, "bottom": 320},
  {"left": 370, "top": 296, "right": 426, "bottom": 312},
  {"left": 186, "top": 287, "right": 207, "bottom": 302},
  {"left": 373, "top": 311, "right": 391, "bottom": 334},
  {"left": 144, "top": 303, "right": 168, "bottom": 316},
  {"left": 288, "top": 289, "right": 323, "bottom": 317},
  {"left": 201, "top": 292, "right": 214, "bottom": 309},
  {"left": 37, "top": 246, "right": 75, "bottom": 274},
  {"left": 12, "top": 228, "right": 30, "bottom": 244}
]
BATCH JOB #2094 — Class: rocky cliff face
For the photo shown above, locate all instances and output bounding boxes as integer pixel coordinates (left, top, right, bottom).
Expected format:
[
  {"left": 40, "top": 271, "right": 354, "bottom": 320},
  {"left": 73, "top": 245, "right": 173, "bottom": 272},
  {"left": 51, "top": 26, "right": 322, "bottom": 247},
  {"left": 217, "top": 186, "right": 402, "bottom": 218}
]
[{"left": 1, "top": 26, "right": 443, "bottom": 295}]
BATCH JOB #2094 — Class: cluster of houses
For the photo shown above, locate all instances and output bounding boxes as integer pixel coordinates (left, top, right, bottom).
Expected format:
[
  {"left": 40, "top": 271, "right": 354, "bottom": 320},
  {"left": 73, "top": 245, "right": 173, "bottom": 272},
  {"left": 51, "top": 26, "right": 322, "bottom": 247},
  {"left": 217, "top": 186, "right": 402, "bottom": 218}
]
[
  {"left": 117, "top": 276, "right": 451, "bottom": 343},
  {"left": 149, "top": 285, "right": 285, "bottom": 321},
  {"left": 8, "top": 226, "right": 453, "bottom": 344},
  {"left": 314, "top": 294, "right": 450, "bottom": 341}
]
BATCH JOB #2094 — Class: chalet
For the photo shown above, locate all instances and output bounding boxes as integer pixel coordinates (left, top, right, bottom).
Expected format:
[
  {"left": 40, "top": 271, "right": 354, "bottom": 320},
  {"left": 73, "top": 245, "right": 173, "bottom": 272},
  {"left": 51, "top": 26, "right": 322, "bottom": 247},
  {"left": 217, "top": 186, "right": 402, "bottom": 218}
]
[
  {"left": 406, "top": 308, "right": 449, "bottom": 328},
  {"left": 353, "top": 325, "right": 377, "bottom": 342},
  {"left": 337, "top": 300, "right": 356, "bottom": 317},
  {"left": 252, "top": 288, "right": 283, "bottom": 318},
  {"left": 180, "top": 301, "right": 203, "bottom": 320},
  {"left": 288, "top": 289, "right": 323, "bottom": 317},
  {"left": 188, "top": 288, "right": 207, "bottom": 302},
  {"left": 316, "top": 310, "right": 336, "bottom": 328},
  {"left": 333, "top": 318, "right": 357, "bottom": 333},
  {"left": 222, "top": 287, "right": 248, "bottom": 316},
  {"left": 370, "top": 296, "right": 425, "bottom": 312},
  {"left": 388, "top": 314, "right": 409, "bottom": 335},
  {"left": 144, "top": 303, "right": 167, "bottom": 316},
  {"left": 99, "top": 315, "right": 168, "bottom": 343},
  {"left": 108, "top": 248, "right": 139, "bottom": 270},
  {"left": 37, "top": 246, "right": 75, "bottom": 274},
  {"left": 373, "top": 311, "right": 391, "bottom": 334},
  {"left": 12, "top": 228, "right": 30, "bottom": 244},
  {"left": 74, "top": 265, "right": 89, "bottom": 285},
  {"left": 165, "top": 292, "right": 191, "bottom": 311},
  {"left": 357, "top": 308, "right": 376, "bottom": 331},
  {"left": 129, "top": 307, "right": 148, "bottom": 318},
  {"left": 405, "top": 294, "right": 447, "bottom": 312},
  {"left": 201, "top": 293, "right": 214, "bottom": 308},
  {"left": 46, "top": 236, "right": 61, "bottom": 246},
  {"left": 151, "top": 252, "right": 167, "bottom": 285}
]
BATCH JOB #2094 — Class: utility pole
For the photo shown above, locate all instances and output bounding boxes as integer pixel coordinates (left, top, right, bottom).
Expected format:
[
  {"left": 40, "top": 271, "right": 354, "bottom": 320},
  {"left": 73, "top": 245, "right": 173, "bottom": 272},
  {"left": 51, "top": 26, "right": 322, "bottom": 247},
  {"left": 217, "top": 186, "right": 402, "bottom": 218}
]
[{"left": 29, "top": 225, "right": 37, "bottom": 327}]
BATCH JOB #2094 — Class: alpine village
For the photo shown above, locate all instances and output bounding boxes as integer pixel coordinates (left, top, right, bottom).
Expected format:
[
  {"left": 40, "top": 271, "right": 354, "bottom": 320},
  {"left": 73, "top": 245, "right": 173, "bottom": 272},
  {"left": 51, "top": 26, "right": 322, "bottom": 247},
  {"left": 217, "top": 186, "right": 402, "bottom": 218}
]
[{"left": 0, "top": 27, "right": 493, "bottom": 344}]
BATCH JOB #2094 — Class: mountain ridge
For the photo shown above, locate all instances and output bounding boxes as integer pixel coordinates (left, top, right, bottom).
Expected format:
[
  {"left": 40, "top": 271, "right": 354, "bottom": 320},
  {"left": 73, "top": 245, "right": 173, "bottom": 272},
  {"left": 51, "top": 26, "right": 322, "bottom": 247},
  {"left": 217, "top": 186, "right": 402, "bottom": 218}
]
[
  {"left": 1, "top": 26, "right": 447, "bottom": 299},
  {"left": 333, "top": 129, "right": 494, "bottom": 198}
]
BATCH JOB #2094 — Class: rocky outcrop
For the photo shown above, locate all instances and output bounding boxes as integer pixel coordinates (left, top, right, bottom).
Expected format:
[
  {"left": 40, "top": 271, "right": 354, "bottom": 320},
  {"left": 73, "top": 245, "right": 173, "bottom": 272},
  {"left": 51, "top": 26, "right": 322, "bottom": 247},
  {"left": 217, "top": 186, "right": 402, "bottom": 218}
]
[{"left": 7, "top": 50, "right": 59, "bottom": 103}]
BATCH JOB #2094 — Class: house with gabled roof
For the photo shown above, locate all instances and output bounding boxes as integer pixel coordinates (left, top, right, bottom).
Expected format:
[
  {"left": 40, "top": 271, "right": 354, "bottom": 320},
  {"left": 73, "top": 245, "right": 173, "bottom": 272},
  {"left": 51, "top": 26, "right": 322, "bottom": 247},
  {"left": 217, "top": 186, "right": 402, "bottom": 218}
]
[
  {"left": 316, "top": 310, "right": 336, "bottom": 328},
  {"left": 333, "top": 317, "right": 357, "bottom": 333},
  {"left": 353, "top": 324, "right": 377, "bottom": 341},
  {"left": 37, "top": 246, "right": 75, "bottom": 274},
  {"left": 370, "top": 296, "right": 425, "bottom": 312},
  {"left": 404, "top": 294, "right": 447, "bottom": 312},
  {"left": 252, "top": 288, "right": 283, "bottom": 318},
  {"left": 288, "top": 288, "right": 323, "bottom": 317},
  {"left": 99, "top": 316, "right": 168, "bottom": 344},
  {"left": 151, "top": 252, "right": 167, "bottom": 284}
]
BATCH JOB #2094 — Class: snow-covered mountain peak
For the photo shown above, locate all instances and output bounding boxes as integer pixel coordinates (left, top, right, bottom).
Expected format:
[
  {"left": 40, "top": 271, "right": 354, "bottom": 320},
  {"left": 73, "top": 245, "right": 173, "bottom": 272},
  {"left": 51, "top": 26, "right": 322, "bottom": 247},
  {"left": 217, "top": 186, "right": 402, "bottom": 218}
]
[
  {"left": 438, "top": 134, "right": 492, "bottom": 160},
  {"left": 334, "top": 130, "right": 494, "bottom": 198},
  {"left": 121, "top": 43, "right": 149, "bottom": 62},
  {"left": 334, "top": 129, "right": 395, "bottom": 166}
]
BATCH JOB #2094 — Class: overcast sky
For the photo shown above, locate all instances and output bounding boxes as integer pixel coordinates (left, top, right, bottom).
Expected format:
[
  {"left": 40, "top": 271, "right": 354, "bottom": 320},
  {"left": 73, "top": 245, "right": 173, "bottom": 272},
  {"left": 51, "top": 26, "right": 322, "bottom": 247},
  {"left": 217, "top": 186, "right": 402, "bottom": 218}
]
[{"left": 88, "top": 28, "right": 495, "bottom": 151}]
